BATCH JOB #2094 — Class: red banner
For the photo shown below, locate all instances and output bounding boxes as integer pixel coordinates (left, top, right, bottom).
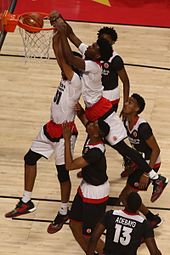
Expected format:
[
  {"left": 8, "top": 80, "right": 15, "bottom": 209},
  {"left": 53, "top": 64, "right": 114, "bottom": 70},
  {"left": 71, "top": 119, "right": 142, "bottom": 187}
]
[{"left": 13, "top": 0, "right": 170, "bottom": 28}]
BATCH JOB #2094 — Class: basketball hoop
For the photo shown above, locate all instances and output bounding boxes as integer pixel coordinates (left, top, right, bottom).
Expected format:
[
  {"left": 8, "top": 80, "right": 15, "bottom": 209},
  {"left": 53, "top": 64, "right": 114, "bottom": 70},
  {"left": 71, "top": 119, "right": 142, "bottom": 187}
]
[
  {"left": 0, "top": 10, "right": 55, "bottom": 61},
  {"left": 18, "top": 12, "right": 54, "bottom": 61}
]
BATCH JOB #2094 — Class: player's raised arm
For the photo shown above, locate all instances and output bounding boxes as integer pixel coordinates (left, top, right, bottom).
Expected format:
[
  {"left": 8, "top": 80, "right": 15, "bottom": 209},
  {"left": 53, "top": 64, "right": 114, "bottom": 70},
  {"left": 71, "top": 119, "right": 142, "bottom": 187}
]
[
  {"left": 49, "top": 10, "right": 82, "bottom": 48},
  {"left": 75, "top": 102, "right": 88, "bottom": 127},
  {"left": 57, "top": 22, "right": 85, "bottom": 71},
  {"left": 52, "top": 32, "right": 74, "bottom": 81}
]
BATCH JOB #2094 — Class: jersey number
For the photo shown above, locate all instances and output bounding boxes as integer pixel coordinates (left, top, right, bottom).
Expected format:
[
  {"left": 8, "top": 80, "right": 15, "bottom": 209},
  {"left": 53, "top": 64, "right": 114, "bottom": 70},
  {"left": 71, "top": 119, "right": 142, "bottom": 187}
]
[
  {"left": 113, "top": 224, "right": 132, "bottom": 246},
  {"left": 54, "top": 90, "right": 62, "bottom": 105}
]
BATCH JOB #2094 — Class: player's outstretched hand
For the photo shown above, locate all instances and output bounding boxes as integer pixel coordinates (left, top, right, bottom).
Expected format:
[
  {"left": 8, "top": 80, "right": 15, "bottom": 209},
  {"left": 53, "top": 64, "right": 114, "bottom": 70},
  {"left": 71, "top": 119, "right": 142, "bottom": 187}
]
[{"left": 49, "top": 10, "right": 61, "bottom": 25}]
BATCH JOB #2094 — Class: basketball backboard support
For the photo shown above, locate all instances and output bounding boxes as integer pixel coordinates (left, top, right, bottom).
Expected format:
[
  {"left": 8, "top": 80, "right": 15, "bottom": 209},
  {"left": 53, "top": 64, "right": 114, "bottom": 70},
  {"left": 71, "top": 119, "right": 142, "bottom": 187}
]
[{"left": 0, "top": 0, "right": 17, "bottom": 50}]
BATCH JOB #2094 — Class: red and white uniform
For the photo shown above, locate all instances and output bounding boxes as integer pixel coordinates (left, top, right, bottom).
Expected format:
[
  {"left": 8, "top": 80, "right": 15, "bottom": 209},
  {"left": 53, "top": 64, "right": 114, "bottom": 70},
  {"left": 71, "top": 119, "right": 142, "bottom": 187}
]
[
  {"left": 79, "top": 43, "right": 127, "bottom": 145},
  {"left": 51, "top": 74, "right": 82, "bottom": 123},
  {"left": 30, "top": 73, "right": 82, "bottom": 165}
]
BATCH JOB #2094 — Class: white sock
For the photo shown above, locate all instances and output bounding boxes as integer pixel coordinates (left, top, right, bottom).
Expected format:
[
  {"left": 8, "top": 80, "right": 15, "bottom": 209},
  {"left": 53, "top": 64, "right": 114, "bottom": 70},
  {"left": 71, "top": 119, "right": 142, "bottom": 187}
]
[
  {"left": 22, "top": 190, "right": 32, "bottom": 203},
  {"left": 59, "top": 203, "right": 68, "bottom": 215},
  {"left": 149, "top": 170, "right": 158, "bottom": 180}
]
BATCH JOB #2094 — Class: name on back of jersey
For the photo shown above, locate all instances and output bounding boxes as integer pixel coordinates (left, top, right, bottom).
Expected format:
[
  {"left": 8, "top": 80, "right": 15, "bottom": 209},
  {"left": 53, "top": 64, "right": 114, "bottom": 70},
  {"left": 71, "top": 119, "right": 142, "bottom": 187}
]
[{"left": 115, "top": 217, "right": 136, "bottom": 228}]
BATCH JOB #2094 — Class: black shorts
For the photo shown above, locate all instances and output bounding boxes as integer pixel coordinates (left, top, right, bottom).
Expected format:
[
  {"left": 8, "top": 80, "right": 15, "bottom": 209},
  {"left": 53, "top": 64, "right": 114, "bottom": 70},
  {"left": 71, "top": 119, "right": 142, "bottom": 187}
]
[
  {"left": 69, "top": 192, "right": 107, "bottom": 236},
  {"left": 127, "top": 166, "right": 160, "bottom": 190}
]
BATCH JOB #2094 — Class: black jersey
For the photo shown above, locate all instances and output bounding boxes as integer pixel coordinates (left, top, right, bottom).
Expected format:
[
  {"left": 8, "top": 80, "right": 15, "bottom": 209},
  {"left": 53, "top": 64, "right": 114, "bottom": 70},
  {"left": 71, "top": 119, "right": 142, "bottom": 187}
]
[
  {"left": 101, "top": 52, "right": 124, "bottom": 91},
  {"left": 101, "top": 209, "right": 154, "bottom": 255},
  {"left": 124, "top": 117, "right": 154, "bottom": 160},
  {"left": 82, "top": 141, "right": 108, "bottom": 186}
]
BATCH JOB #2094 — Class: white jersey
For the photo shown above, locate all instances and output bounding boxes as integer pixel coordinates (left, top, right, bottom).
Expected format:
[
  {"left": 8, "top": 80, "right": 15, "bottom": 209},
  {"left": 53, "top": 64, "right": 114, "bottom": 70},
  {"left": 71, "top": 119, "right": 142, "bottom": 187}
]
[
  {"left": 50, "top": 73, "right": 82, "bottom": 124},
  {"left": 79, "top": 43, "right": 103, "bottom": 108}
]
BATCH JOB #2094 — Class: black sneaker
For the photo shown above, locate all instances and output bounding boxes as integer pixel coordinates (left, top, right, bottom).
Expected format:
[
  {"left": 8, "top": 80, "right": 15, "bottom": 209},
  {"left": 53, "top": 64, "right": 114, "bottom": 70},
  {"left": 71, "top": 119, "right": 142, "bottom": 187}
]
[
  {"left": 148, "top": 214, "right": 162, "bottom": 229},
  {"left": 5, "top": 199, "right": 36, "bottom": 218},
  {"left": 47, "top": 212, "right": 69, "bottom": 234},
  {"left": 151, "top": 175, "right": 168, "bottom": 202}
]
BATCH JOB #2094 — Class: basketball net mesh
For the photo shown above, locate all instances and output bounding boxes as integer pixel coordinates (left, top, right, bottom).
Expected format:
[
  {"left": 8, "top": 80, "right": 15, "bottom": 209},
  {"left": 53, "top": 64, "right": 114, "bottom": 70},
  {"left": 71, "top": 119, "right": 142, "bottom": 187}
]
[{"left": 19, "top": 28, "right": 53, "bottom": 61}]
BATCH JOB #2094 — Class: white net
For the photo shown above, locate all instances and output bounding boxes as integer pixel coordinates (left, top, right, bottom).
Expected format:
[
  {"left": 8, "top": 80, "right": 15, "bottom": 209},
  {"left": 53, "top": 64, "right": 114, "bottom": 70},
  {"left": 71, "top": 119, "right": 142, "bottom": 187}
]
[{"left": 19, "top": 28, "right": 53, "bottom": 62}]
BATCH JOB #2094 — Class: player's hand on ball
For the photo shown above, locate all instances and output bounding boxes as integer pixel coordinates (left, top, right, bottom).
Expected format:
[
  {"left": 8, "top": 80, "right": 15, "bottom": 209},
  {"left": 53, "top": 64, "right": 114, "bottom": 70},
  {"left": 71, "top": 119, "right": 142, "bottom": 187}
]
[{"left": 49, "top": 10, "right": 61, "bottom": 26}]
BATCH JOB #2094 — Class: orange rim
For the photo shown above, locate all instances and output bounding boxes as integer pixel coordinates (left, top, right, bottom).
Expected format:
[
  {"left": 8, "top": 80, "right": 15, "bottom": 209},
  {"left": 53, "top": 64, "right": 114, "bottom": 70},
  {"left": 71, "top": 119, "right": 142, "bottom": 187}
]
[{"left": 18, "top": 12, "right": 54, "bottom": 33}]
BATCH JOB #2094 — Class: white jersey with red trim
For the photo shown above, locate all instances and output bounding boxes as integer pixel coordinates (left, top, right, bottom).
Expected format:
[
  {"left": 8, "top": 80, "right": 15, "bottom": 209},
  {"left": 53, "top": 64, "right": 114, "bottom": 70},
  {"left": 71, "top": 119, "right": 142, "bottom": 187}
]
[
  {"left": 50, "top": 72, "right": 82, "bottom": 124},
  {"left": 79, "top": 43, "right": 103, "bottom": 107}
]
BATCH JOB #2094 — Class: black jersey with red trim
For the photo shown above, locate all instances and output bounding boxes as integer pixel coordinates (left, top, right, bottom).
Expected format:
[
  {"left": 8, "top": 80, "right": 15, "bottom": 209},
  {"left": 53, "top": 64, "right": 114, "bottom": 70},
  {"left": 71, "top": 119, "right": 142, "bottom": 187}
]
[
  {"left": 82, "top": 141, "right": 108, "bottom": 186},
  {"left": 101, "top": 53, "right": 124, "bottom": 91},
  {"left": 124, "top": 117, "right": 154, "bottom": 160},
  {"left": 101, "top": 209, "right": 154, "bottom": 255}
]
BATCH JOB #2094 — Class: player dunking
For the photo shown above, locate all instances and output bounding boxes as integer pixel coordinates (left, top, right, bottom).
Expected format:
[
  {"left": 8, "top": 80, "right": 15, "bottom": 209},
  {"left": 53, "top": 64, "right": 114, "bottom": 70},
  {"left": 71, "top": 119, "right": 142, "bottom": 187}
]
[
  {"left": 86, "top": 192, "right": 162, "bottom": 255},
  {"left": 50, "top": 11, "right": 168, "bottom": 203},
  {"left": 5, "top": 30, "right": 82, "bottom": 233}
]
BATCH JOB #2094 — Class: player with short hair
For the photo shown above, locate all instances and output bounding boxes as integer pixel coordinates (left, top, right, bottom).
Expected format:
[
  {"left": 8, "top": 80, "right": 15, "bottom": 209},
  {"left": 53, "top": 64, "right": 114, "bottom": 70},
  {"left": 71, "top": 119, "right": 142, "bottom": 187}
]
[
  {"left": 119, "top": 93, "right": 164, "bottom": 228},
  {"left": 5, "top": 30, "right": 82, "bottom": 232},
  {"left": 86, "top": 192, "right": 162, "bottom": 255},
  {"left": 62, "top": 120, "right": 110, "bottom": 254},
  {"left": 97, "top": 26, "right": 130, "bottom": 114},
  {"left": 50, "top": 11, "right": 168, "bottom": 205}
]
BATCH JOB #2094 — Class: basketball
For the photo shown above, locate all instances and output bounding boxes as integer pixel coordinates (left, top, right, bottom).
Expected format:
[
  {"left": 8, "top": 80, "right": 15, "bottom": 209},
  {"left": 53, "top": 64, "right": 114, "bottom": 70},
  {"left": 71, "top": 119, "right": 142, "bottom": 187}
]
[{"left": 21, "top": 12, "right": 44, "bottom": 29}]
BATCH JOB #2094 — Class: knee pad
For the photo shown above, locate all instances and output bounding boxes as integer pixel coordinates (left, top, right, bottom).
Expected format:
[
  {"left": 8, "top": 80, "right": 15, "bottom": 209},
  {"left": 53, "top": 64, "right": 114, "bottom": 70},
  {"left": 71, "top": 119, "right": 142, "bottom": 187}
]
[
  {"left": 24, "top": 149, "right": 42, "bottom": 165},
  {"left": 56, "top": 164, "right": 70, "bottom": 183}
]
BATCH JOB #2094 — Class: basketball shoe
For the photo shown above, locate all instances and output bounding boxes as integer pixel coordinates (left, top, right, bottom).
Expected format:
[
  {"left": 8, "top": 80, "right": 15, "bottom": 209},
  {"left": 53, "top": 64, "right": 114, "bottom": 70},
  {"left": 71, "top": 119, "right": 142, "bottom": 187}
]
[
  {"left": 5, "top": 199, "right": 36, "bottom": 218},
  {"left": 151, "top": 175, "right": 168, "bottom": 202},
  {"left": 47, "top": 212, "right": 69, "bottom": 234}
]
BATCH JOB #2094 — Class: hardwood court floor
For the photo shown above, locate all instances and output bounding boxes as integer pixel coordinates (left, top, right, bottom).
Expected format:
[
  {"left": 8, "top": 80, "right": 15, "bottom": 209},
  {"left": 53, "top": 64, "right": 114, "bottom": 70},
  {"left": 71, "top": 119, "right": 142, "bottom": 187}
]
[{"left": 0, "top": 21, "right": 170, "bottom": 254}]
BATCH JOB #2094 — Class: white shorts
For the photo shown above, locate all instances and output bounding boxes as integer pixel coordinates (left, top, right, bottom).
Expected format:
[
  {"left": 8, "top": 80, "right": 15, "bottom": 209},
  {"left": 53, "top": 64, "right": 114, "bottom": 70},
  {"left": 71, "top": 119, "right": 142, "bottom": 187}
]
[
  {"left": 30, "top": 126, "right": 77, "bottom": 165},
  {"left": 79, "top": 179, "right": 110, "bottom": 200},
  {"left": 103, "top": 87, "right": 120, "bottom": 102},
  {"left": 104, "top": 112, "right": 127, "bottom": 146}
]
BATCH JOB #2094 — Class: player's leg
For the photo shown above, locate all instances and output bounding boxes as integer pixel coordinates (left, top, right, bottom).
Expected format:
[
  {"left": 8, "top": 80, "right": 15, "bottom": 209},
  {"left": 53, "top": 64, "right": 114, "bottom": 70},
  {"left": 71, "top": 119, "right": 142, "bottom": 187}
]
[
  {"left": 47, "top": 164, "right": 71, "bottom": 233},
  {"left": 120, "top": 170, "right": 162, "bottom": 228},
  {"left": 111, "top": 140, "right": 168, "bottom": 202},
  {"left": 5, "top": 149, "right": 42, "bottom": 217},
  {"left": 68, "top": 192, "right": 88, "bottom": 251},
  {"left": 83, "top": 201, "right": 107, "bottom": 254},
  {"left": 104, "top": 112, "right": 168, "bottom": 200},
  {"left": 47, "top": 135, "right": 77, "bottom": 233},
  {"left": 5, "top": 127, "right": 54, "bottom": 218}
]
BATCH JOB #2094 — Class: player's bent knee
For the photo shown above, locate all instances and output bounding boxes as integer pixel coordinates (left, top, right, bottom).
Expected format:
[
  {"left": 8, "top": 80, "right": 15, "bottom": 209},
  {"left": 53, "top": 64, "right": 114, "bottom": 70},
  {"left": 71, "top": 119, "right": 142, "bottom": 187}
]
[
  {"left": 56, "top": 164, "right": 70, "bottom": 182},
  {"left": 24, "top": 149, "right": 42, "bottom": 165}
]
